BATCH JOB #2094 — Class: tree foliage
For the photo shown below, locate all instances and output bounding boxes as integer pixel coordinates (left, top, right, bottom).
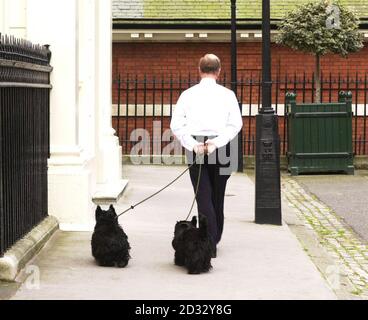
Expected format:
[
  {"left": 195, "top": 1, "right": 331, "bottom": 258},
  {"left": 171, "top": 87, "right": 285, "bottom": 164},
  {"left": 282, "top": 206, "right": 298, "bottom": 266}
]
[{"left": 276, "top": 0, "right": 363, "bottom": 57}]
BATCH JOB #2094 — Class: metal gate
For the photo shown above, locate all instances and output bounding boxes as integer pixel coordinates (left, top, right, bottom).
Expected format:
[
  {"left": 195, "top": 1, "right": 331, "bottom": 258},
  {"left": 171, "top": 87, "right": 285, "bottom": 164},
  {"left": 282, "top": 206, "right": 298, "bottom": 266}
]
[{"left": 286, "top": 91, "right": 354, "bottom": 175}]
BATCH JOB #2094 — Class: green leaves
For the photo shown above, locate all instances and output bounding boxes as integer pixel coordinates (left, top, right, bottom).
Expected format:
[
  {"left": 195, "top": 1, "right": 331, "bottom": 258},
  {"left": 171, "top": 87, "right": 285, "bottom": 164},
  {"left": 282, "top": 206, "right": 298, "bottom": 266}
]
[{"left": 276, "top": 0, "right": 364, "bottom": 57}]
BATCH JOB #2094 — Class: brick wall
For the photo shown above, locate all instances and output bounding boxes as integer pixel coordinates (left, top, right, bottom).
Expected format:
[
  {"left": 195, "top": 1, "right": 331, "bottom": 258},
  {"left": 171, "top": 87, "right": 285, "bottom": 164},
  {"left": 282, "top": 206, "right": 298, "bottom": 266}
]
[
  {"left": 113, "top": 42, "right": 368, "bottom": 81},
  {"left": 112, "top": 42, "right": 368, "bottom": 103},
  {"left": 112, "top": 41, "right": 368, "bottom": 156}
]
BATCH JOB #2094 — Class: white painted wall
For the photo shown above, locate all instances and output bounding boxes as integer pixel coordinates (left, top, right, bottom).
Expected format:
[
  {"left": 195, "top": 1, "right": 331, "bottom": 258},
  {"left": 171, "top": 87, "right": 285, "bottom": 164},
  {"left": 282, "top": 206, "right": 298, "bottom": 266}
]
[
  {"left": 0, "top": 0, "right": 27, "bottom": 38},
  {"left": 0, "top": 0, "right": 126, "bottom": 230},
  {"left": 95, "top": 0, "right": 123, "bottom": 184}
]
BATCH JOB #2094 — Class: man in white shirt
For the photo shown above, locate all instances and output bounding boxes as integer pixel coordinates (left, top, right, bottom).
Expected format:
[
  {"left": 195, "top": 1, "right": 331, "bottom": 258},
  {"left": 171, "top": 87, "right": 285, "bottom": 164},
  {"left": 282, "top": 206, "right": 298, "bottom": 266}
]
[{"left": 170, "top": 54, "right": 243, "bottom": 257}]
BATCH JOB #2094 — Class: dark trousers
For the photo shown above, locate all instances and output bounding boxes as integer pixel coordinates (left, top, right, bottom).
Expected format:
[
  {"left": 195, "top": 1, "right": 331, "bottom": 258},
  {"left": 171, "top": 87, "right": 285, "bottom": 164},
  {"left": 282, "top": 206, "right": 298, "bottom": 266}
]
[{"left": 186, "top": 137, "right": 231, "bottom": 246}]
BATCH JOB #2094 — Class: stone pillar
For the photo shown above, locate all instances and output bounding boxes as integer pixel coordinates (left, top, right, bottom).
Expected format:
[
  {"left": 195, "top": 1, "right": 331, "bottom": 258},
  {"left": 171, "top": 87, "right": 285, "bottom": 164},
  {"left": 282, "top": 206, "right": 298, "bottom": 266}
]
[
  {"left": 94, "top": 0, "right": 125, "bottom": 199},
  {"left": 0, "top": 0, "right": 27, "bottom": 38},
  {"left": 25, "top": 0, "right": 127, "bottom": 230},
  {"left": 26, "top": 0, "right": 92, "bottom": 230}
]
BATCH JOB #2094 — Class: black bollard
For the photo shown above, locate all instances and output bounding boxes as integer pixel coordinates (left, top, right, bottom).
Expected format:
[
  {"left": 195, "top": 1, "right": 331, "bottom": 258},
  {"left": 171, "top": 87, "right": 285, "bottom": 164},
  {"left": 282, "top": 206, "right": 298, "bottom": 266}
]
[
  {"left": 254, "top": 0, "right": 282, "bottom": 225},
  {"left": 255, "top": 113, "right": 282, "bottom": 225}
]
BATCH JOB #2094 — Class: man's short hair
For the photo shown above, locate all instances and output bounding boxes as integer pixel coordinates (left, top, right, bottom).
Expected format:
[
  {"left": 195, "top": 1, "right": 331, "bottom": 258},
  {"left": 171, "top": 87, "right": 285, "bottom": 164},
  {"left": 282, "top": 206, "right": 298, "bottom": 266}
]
[{"left": 199, "top": 54, "right": 221, "bottom": 74}]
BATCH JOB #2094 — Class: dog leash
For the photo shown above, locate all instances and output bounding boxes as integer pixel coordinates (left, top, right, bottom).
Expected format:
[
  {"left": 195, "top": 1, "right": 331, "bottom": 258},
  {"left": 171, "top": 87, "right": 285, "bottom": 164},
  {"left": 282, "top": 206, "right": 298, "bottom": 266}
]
[
  {"left": 116, "top": 146, "right": 206, "bottom": 220},
  {"left": 184, "top": 143, "right": 207, "bottom": 221},
  {"left": 184, "top": 159, "right": 202, "bottom": 221}
]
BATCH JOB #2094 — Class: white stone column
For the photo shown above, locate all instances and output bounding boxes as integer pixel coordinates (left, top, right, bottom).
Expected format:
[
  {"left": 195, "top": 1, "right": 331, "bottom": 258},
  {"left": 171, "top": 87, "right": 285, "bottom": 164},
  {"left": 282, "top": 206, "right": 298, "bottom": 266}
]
[
  {"left": 0, "top": 0, "right": 27, "bottom": 38},
  {"left": 5, "top": 0, "right": 127, "bottom": 230},
  {"left": 93, "top": 0, "right": 126, "bottom": 200},
  {"left": 0, "top": 0, "right": 8, "bottom": 33},
  {"left": 26, "top": 0, "right": 96, "bottom": 230},
  {"left": 78, "top": 0, "right": 97, "bottom": 161}
]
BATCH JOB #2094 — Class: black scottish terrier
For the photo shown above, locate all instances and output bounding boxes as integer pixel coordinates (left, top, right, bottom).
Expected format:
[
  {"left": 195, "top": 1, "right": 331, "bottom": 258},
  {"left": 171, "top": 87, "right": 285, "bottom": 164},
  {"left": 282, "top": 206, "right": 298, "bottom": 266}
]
[
  {"left": 91, "top": 205, "right": 131, "bottom": 268},
  {"left": 172, "top": 215, "right": 212, "bottom": 274}
]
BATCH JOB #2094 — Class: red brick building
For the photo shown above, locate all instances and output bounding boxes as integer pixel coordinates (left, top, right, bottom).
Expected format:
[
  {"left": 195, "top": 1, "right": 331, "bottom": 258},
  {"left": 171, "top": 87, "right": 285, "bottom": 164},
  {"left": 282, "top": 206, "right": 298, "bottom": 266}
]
[
  {"left": 113, "top": 0, "right": 368, "bottom": 81},
  {"left": 111, "top": 0, "right": 368, "bottom": 156}
]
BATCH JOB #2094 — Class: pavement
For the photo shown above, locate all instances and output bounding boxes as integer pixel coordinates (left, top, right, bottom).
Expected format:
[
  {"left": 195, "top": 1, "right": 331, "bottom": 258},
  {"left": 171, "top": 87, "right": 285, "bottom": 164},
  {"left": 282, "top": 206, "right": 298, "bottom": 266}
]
[
  {"left": 292, "top": 171, "right": 368, "bottom": 243},
  {"left": 281, "top": 173, "right": 368, "bottom": 298},
  {"left": 8, "top": 165, "right": 337, "bottom": 300}
]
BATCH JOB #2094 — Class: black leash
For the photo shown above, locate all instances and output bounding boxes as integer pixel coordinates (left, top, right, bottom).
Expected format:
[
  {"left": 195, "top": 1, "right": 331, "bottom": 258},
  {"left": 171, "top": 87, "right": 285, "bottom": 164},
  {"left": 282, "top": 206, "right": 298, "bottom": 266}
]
[
  {"left": 116, "top": 154, "right": 204, "bottom": 220},
  {"left": 184, "top": 160, "right": 202, "bottom": 221}
]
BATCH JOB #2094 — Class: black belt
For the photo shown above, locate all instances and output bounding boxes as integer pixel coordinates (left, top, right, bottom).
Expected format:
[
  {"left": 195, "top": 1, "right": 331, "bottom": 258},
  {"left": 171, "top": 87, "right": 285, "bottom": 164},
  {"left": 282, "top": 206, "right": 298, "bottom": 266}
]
[{"left": 191, "top": 135, "right": 218, "bottom": 142}]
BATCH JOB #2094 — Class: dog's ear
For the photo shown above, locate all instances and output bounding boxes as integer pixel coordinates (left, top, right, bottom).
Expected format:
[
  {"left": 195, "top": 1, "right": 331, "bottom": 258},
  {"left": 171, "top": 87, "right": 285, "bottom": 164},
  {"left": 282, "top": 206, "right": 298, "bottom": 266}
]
[
  {"left": 95, "top": 205, "right": 103, "bottom": 221},
  {"left": 109, "top": 204, "right": 117, "bottom": 215},
  {"left": 191, "top": 216, "right": 197, "bottom": 227}
]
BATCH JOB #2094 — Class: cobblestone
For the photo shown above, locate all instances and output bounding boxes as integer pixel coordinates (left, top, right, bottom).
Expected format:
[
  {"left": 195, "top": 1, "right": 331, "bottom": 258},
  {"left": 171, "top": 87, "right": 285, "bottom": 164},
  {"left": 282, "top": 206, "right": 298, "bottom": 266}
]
[{"left": 282, "top": 177, "right": 368, "bottom": 298}]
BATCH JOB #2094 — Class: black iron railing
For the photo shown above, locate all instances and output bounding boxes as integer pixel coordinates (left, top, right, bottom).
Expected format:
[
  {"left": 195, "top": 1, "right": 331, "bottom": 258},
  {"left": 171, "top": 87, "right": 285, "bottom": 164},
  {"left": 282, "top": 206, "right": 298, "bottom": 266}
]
[
  {"left": 0, "top": 35, "right": 52, "bottom": 256},
  {"left": 113, "top": 72, "right": 368, "bottom": 157}
]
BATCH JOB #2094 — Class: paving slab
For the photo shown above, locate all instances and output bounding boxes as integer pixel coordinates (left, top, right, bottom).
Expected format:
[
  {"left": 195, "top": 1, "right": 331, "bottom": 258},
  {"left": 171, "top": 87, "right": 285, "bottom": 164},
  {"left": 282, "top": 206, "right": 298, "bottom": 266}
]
[
  {"left": 294, "top": 172, "right": 368, "bottom": 243},
  {"left": 11, "top": 165, "right": 336, "bottom": 300}
]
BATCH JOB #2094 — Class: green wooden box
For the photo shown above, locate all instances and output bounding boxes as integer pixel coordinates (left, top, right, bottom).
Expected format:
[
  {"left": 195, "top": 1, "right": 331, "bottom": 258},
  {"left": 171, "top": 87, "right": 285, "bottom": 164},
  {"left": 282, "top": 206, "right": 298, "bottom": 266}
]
[{"left": 286, "top": 91, "right": 354, "bottom": 175}]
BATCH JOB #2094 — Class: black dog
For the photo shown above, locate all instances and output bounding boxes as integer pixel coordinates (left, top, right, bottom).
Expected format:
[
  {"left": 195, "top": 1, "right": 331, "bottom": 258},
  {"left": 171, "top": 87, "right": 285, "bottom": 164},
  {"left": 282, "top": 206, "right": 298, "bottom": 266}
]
[
  {"left": 172, "top": 215, "right": 212, "bottom": 274},
  {"left": 91, "top": 205, "right": 131, "bottom": 268}
]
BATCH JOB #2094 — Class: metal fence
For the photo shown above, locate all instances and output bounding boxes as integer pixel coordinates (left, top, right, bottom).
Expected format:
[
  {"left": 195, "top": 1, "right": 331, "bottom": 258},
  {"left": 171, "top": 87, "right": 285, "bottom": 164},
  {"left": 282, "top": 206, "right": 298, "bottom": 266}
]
[
  {"left": 0, "top": 35, "right": 52, "bottom": 256},
  {"left": 113, "top": 72, "right": 368, "bottom": 157}
]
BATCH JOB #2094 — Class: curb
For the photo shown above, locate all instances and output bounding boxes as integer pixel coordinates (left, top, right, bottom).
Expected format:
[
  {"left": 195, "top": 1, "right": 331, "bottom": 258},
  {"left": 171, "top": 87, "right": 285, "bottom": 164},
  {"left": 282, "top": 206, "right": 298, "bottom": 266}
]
[
  {"left": 281, "top": 177, "right": 368, "bottom": 299},
  {"left": 281, "top": 195, "right": 356, "bottom": 300},
  {"left": 0, "top": 216, "right": 59, "bottom": 281}
]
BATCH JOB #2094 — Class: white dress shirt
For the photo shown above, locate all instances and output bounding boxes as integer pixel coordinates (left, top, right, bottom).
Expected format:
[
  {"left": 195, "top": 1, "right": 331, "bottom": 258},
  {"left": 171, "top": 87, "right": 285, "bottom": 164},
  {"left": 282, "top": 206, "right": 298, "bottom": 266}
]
[{"left": 170, "top": 77, "right": 243, "bottom": 151}]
